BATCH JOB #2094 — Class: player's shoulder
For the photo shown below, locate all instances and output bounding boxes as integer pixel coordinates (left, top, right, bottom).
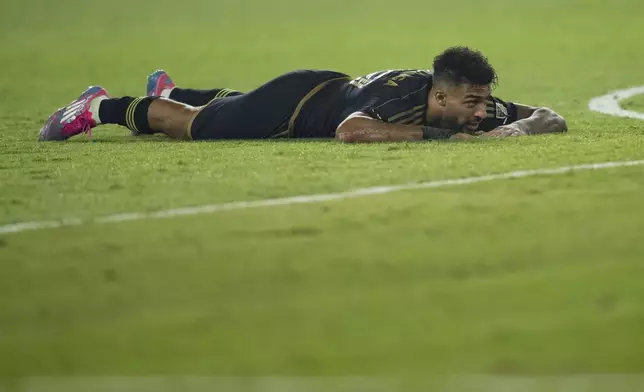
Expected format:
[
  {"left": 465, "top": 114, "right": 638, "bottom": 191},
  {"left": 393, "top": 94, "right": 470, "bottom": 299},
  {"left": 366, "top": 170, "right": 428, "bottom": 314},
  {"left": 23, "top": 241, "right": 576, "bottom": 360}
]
[
  {"left": 382, "top": 69, "right": 433, "bottom": 85},
  {"left": 349, "top": 69, "right": 432, "bottom": 89}
]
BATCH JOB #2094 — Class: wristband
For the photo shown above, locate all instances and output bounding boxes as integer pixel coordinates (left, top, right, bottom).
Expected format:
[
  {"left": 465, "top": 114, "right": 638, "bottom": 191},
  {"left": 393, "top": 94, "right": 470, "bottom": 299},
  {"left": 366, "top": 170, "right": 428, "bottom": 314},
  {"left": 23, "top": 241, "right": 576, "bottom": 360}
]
[{"left": 422, "top": 126, "right": 453, "bottom": 140}]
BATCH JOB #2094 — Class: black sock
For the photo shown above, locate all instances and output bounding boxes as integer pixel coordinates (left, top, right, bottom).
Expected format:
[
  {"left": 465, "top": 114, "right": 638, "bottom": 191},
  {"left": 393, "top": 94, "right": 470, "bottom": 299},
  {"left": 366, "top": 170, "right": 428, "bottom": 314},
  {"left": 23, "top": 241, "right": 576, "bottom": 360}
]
[
  {"left": 168, "top": 88, "right": 243, "bottom": 106},
  {"left": 99, "top": 97, "right": 159, "bottom": 134}
]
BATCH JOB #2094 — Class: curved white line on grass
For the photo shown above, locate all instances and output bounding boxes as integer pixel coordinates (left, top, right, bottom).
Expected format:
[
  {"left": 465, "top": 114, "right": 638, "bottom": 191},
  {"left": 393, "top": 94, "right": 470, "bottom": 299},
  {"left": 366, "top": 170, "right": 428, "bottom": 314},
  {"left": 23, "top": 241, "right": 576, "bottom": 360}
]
[
  {"left": 2, "top": 159, "right": 644, "bottom": 235},
  {"left": 588, "top": 85, "right": 644, "bottom": 120}
]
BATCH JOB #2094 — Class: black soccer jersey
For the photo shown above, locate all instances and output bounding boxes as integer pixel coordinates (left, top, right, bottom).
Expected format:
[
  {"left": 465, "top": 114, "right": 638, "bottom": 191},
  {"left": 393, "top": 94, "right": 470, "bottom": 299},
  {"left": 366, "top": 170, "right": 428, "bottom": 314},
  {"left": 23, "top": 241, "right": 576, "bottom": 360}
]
[
  {"left": 348, "top": 69, "right": 518, "bottom": 132},
  {"left": 343, "top": 69, "right": 434, "bottom": 126},
  {"left": 294, "top": 69, "right": 517, "bottom": 138}
]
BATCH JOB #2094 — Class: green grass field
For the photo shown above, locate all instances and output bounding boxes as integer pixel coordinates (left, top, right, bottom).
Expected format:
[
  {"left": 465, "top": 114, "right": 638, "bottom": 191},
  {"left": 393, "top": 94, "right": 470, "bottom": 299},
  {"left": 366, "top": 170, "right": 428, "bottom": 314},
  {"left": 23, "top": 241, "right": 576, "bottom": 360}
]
[{"left": 2, "top": 0, "right": 644, "bottom": 390}]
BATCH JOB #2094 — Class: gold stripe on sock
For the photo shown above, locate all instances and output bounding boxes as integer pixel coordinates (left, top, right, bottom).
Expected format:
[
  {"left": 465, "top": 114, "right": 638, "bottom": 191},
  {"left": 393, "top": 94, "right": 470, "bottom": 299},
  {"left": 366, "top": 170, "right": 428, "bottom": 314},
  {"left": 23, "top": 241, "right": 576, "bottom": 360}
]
[
  {"left": 125, "top": 98, "right": 137, "bottom": 130},
  {"left": 126, "top": 97, "right": 144, "bottom": 132},
  {"left": 132, "top": 97, "right": 145, "bottom": 131}
]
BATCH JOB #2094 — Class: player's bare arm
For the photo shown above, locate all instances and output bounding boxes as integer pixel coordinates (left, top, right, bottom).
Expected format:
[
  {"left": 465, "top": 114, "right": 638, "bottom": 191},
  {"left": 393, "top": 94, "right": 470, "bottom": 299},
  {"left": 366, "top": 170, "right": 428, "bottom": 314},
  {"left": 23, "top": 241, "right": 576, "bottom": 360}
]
[
  {"left": 336, "top": 105, "right": 568, "bottom": 142},
  {"left": 484, "top": 104, "right": 567, "bottom": 137},
  {"left": 335, "top": 112, "right": 455, "bottom": 142}
]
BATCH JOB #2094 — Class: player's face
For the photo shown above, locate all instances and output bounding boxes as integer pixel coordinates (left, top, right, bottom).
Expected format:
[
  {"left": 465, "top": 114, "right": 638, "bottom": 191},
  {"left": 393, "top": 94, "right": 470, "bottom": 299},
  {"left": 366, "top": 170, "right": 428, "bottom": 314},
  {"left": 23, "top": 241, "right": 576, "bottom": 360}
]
[{"left": 438, "top": 84, "right": 490, "bottom": 132}]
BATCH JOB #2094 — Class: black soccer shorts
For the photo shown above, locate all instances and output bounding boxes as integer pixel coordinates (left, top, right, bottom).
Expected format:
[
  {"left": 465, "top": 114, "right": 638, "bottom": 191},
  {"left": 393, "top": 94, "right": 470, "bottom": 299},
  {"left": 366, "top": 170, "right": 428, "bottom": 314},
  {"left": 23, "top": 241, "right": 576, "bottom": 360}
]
[{"left": 189, "top": 70, "right": 349, "bottom": 140}]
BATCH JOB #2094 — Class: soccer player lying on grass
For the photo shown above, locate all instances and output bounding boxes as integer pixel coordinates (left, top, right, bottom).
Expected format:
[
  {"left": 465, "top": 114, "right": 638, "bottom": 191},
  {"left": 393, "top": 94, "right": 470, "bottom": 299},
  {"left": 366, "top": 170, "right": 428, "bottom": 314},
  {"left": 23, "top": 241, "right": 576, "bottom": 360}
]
[{"left": 39, "top": 46, "right": 567, "bottom": 143}]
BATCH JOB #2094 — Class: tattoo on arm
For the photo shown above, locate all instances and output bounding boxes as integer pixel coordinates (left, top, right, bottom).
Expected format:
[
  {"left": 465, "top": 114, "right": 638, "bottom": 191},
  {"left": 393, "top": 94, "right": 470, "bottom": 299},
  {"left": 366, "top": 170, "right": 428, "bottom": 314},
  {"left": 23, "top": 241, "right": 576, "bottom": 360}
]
[
  {"left": 513, "top": 107, "right": 568, "bottom": 134},
  {"left": 336, "top": 116, "right": 457, "bottom": 142}
]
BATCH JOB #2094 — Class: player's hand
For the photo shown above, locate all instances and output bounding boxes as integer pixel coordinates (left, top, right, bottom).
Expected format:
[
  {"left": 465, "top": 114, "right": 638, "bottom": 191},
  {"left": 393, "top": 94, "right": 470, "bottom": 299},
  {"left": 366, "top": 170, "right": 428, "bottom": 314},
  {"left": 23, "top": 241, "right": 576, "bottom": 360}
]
[{"left": 482, "top": 125, "right": 527, "bottom": 138}]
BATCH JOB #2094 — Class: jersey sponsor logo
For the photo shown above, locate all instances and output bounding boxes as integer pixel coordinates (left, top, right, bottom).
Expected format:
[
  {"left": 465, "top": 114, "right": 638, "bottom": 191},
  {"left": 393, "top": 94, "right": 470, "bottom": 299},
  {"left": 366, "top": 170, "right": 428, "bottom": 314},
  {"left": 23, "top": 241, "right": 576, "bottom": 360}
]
[{"left": 495, "top": 102, "right": 508, "bottom": 119}]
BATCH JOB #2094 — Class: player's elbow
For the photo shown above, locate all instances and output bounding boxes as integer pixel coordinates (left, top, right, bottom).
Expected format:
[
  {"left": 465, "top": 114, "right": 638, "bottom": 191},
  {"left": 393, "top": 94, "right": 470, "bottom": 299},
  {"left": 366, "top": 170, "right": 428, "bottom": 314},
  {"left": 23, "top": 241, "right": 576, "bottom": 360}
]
[
  {"left": 335, "top": 114, "right": 371, "bottom": 143},
  {"left": 335, "top": 119, "right": 358, "bottom": 142}
]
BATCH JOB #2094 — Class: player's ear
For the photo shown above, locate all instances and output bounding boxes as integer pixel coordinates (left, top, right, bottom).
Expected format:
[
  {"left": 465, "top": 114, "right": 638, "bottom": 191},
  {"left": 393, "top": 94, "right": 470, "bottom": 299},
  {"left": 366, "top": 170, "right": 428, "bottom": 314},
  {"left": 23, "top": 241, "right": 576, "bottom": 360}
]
[{"left": 435, "top": 90, "right": 447, "bottom": 107}]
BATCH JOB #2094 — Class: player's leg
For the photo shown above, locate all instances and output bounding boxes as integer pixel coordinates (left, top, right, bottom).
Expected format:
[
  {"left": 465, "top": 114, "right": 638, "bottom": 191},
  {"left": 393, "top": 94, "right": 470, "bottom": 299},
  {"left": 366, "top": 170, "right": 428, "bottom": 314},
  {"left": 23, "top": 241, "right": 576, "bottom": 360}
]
[
  {"left": 146, "top": 99, "right": 199, "bottom": 139},
  {"left": 39, "top": 70, "right": 348, "bottom": 141},
  {"left": 168, "top": 88, "right": 243, "bottom": 107},
  {"left": 189, "top": 70, "right": 349, "bottom": 140},
  {"left": 147, "top": 70, "right": 243, "bottom": 106},
  {"left": 39, "top": 87, "right": 198, "bottom": 141}
]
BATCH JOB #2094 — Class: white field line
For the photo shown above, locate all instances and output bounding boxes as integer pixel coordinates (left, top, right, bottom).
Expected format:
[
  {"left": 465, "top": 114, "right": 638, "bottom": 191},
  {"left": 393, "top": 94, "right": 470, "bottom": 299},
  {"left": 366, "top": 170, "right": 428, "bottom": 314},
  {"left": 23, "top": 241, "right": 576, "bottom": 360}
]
[
  {"left": 2, "top": 160, "right": 644, "bottom": 235},
  {"left": 9, "top": 375, "right": 644, "bottom": 392},
  {"left": 588, "top": 85, "right": 644, "bottom": 120}
]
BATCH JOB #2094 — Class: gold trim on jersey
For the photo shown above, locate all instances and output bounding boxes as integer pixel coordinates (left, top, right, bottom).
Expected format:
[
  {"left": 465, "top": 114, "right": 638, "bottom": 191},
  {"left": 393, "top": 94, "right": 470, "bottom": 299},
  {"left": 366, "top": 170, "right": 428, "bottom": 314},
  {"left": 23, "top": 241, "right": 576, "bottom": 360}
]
[
  {"left": 400, "top": 110, "right": 425, "bottom": 125},
  {"left": 287, "top": 76, "right": 350, "bottom": 137},
  {"left": 388, "top": 104, "right": 425, "bottom": 123},
  {"left": 186, "top": 109, "right": 200, "bottom": 140},
  {"left": 408, "top": 116, "right": 424, "bottom": 125},
  {"left": 270, "top": 129, "right": 290, "bottom": 138},
  {"left": 485, "top": 98, "right": 496, "bottom": 117}
]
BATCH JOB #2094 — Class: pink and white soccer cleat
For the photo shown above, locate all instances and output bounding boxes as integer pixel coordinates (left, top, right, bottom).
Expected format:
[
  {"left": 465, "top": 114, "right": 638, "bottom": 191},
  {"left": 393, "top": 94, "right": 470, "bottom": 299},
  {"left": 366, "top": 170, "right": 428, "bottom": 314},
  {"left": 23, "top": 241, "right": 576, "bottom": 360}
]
[
  {"left": 39, "top": 86, "right": 110, "bottom": 141},
  {"left": 146, "top": 70, "right": 176, "bottom": 97}
]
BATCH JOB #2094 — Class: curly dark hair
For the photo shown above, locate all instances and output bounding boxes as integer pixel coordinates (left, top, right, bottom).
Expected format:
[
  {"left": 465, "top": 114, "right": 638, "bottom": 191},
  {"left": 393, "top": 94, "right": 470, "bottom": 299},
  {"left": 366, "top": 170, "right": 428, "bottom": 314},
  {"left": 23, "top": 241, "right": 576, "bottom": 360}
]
[{"left": 432, "top": 46, "right": 498, "bottom": 87}]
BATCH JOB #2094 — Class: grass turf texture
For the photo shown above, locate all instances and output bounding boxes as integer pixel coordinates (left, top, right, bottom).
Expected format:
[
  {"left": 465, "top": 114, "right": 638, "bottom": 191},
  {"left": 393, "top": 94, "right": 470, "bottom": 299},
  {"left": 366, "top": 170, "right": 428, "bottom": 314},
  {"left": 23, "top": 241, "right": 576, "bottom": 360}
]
[
  {"left": 622, "top": 92, "right": 644, "bottom": 113},
  {"left": 1, "top": 0, "right": 644, "bottom": 384}
]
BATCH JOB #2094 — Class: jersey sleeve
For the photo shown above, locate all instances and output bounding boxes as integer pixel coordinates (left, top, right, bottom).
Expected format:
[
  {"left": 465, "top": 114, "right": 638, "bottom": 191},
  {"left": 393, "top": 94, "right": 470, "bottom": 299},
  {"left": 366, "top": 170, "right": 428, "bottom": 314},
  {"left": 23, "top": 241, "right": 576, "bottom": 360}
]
[
  {"left": 347, "top": 70, "right": 431, "bottom": 125},
  {"left": 360, "top": 85, "right": 428, "bottom": 125},
  {"left": 479, "top": 96, "right": 518, "bottom": 131},
  {"left": 362, "top": 96, "right": 426, "bottom": 125}
]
